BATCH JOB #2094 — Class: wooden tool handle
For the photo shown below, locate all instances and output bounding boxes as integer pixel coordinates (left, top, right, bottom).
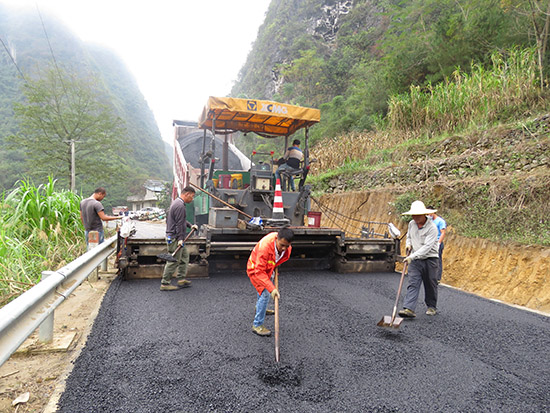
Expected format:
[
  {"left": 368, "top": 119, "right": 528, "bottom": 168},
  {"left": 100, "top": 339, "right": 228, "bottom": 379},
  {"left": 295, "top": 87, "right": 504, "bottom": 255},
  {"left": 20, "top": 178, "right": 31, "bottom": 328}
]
[
  {"left": 189, "top": 182, "right": 253, "bottom": 219},
  {"left": 391, "top": 261, "right": 408, "bottom": 323},
  {"left": 171, "top": 227, "right": 197, "bottom": 257},
  {"left": 274, "top": 267, "right": 280, "bottom": 363}
]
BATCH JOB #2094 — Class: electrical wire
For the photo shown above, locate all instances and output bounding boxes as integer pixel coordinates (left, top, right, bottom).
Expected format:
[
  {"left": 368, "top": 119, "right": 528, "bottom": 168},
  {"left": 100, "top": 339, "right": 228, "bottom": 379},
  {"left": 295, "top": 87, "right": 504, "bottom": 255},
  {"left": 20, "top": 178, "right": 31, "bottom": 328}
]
[
  {"left": 0, "top": 4, "right": 65, "bottom": 87},
  {"left": 35, "top": 4, "right": 68, "bottom": 95},
  {"left": 0, "top": 36, "right": 28, "bottom": 82},
  {"left": 311, "top": 196, "right": 388, "bottom": 225},
  {"left": 311, "top": 196, "right": 391, "bottom": 238}
]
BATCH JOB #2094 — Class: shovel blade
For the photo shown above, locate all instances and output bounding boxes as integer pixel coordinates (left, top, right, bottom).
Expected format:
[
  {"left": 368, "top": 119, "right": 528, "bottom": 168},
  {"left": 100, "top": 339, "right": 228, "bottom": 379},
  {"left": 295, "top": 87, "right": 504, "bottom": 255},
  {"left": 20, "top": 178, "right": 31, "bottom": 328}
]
[
  {"left": 377, "top": 315, "right": 403, "bottom": 329},
  {"left": 157, "top": 253, "right": 177, "bottom": 262}
]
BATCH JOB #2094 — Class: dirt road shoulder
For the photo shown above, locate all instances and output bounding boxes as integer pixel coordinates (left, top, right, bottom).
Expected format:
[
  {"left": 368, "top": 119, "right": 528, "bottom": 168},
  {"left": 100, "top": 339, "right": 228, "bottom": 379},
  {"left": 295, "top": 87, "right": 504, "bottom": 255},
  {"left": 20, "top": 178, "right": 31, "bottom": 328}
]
[{"left": 0, "top": 271, "right": 114, "bottom": 412}]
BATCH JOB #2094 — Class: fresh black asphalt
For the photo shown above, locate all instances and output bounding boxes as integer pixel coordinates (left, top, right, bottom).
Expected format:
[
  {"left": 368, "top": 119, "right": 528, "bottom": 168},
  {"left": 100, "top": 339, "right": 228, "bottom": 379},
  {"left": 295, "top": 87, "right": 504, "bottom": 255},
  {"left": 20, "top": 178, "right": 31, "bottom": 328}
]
[{"left": 57, "top": 270, "right": 550, "bottom": 412}]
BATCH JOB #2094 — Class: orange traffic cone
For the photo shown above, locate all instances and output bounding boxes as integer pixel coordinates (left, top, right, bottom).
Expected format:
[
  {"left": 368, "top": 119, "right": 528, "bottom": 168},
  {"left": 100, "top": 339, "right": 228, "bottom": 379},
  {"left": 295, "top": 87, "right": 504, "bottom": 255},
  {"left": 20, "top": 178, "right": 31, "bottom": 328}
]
[
  {"left": 273, "top": 178, "right": 284, "bottom": 219},
  {"left": 267, "top": 178, "right": 290, "bottom": 226}
]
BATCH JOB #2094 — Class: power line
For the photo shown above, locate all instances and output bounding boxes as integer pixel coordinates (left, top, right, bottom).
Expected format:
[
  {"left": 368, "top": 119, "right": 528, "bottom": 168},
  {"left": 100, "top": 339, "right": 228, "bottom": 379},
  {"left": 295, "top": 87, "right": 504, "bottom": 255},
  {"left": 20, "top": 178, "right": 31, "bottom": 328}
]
[
  {"left": 35, "top": 3, "right": 68, "bottom": 94},
  {"left": 0, "top": 4, "right": 67, "bottom": 87},
  {"left": 0, "top": 36, "right": 28, "bottom": 82}
]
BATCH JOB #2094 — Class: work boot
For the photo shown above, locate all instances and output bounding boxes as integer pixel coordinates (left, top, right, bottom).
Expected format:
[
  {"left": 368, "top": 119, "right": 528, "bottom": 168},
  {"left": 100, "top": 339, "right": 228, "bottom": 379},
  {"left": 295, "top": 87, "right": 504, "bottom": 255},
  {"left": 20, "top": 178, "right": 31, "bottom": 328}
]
[
  {"left": 252, "top": 324, "right": 271, "bottom": 336},
  {"left": 160, "top": 284, "right": 179, "bottom": 291},
  {"left": 398, "top": 308, "right": 416, "bottom": 318},
  {"left": 177, "top": 279, "right": 192, "bottom": 288},
  {"left": 426, "top": 307, "right": 437, "bottom": 316}
]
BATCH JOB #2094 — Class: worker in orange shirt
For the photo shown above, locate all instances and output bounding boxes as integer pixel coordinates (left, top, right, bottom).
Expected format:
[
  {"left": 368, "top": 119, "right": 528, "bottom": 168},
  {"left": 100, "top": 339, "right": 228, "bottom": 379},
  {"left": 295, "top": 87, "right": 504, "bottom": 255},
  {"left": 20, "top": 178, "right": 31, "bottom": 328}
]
[{"left": 247, "top": 228, "right": 294, "bottom": 336}]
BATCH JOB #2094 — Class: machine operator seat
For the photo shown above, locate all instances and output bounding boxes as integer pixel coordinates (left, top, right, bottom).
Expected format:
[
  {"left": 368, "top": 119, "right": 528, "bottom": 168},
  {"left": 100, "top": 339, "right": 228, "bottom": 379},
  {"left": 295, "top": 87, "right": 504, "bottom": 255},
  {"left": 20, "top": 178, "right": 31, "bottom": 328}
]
[{"left": 280, "top": 167, "right": 303, "bottom": 192}]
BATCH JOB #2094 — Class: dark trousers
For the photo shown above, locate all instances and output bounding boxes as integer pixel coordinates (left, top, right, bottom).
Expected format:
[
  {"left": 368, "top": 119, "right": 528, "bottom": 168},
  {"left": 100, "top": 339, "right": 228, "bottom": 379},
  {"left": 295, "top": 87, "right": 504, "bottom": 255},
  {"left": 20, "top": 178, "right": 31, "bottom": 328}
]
[{"left": 402, "top": 257, "right": 439, "bottom": 311}]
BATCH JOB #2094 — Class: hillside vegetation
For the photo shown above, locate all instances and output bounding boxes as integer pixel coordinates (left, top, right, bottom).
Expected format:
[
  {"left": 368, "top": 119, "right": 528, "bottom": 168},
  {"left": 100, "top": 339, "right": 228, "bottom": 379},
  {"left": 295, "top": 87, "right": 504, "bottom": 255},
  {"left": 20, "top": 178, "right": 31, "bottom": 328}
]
[
  {"left": 0, "top": 4, "right": 170, "bottom": 208},
  {"left": 309, "top": 48, "right": 550, "bottom": 246},
  {"left": 232, "top": 0, "right": 541, "bottom": 144},
  {"left": 230, "top": 0, "right": 550, "bottom": 247}
]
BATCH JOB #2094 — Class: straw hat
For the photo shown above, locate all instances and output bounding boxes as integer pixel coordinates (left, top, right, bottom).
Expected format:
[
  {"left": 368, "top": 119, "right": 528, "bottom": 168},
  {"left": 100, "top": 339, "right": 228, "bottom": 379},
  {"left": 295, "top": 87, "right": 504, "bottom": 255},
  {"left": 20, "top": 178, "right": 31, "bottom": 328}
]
[{"left": 401, "top": 200, "right": 436, "bottom": 216}]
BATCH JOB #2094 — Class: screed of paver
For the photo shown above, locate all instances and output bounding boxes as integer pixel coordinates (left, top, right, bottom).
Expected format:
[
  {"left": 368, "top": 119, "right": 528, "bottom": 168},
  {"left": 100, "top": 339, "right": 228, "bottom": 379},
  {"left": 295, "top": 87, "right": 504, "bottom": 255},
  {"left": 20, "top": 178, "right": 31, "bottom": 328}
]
[{"left": 57, "top": 271, "right": 550, "bottom": 413}]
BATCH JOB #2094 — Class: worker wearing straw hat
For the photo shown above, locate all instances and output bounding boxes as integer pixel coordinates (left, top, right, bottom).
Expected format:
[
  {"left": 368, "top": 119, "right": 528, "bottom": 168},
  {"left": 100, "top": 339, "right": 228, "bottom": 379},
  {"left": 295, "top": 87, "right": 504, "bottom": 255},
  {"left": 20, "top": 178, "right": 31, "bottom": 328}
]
[{"left": 398, "top": 201, "right": 440, "bottom": 318}]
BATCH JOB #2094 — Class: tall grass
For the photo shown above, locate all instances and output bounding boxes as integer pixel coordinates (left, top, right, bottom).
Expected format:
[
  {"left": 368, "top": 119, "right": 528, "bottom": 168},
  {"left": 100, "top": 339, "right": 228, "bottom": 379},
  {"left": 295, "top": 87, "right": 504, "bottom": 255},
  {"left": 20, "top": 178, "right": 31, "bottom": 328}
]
[
  {"left": 387, "top": 48, "right": 541, "bottom": 135},
  {"left": 0, "top": 177, "right": 85, "bottom": 305},
  {"left": 311, "top": 47, "right": 544, "bottom": 174}
]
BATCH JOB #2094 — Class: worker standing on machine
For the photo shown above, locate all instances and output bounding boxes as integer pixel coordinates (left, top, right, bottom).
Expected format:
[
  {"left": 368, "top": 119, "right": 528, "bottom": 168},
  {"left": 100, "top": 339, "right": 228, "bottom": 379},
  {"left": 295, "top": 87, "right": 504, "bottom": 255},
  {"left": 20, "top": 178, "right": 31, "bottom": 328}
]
[{"left": 247, "top": 228, "right": 294, "bottom": 336}]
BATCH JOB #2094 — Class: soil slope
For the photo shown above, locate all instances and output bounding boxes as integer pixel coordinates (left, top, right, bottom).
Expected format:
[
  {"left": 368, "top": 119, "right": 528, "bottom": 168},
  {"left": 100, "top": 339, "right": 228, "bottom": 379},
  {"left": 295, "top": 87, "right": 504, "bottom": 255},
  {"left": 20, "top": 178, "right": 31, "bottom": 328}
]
[{"left": 315, "top": 191, "right": 550, "bottom": 313}]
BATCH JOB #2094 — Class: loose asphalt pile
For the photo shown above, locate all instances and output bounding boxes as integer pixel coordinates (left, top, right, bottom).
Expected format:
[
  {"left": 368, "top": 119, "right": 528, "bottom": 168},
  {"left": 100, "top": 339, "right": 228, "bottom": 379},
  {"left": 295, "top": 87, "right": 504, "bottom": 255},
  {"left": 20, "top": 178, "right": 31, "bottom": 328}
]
[{"left": 58, "top": 270, "right": 550, "bottom": 412}]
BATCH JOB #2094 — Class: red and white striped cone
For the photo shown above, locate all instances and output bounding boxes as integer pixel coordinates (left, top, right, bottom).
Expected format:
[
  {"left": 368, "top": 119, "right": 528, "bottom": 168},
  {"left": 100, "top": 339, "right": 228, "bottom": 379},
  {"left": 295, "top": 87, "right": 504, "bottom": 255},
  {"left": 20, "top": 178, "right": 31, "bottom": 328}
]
[
  {"left": 272, "top": 178, "right": 285, "bottom": 220},
  {"left": 267, "top": 178, "right": 290, "bottom": 226}
]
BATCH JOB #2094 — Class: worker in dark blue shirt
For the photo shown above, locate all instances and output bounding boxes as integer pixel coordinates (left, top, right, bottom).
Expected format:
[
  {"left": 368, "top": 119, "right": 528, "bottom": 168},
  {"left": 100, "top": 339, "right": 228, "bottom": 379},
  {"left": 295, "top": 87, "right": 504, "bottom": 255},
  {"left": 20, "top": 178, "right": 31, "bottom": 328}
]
[{"left": 160, "top": 186, "right": 198, "bottom": 291}]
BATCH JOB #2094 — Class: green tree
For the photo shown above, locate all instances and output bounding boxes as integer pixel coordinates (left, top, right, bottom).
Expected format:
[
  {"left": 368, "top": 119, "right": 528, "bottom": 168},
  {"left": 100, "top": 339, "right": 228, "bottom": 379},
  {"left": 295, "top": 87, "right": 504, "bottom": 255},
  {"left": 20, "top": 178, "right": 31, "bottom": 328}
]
[
  {"left": 0, "top": 50, "right": 26, "bottom": 190},
  {"left": 380, "top": 0, "right": 520, "bottom": 91},
  {"left": 9, "top": 64, "right": 128, "bottom": 191},
  {"left": 156, "top": 182, "right": 173, "bottom": 211},
  {"left": 281, "top": 49, "right": 327, "bottom": 107},
  {"left": 502, "top": 0, "right": 550, "bottom": 87}
]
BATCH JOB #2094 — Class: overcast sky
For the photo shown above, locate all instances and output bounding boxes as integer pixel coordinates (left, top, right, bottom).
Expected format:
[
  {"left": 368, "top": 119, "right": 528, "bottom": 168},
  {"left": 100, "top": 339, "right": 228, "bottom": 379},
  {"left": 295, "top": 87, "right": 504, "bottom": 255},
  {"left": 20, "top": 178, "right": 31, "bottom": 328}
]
[{"left": 1, "top": 0, "right": 271, "bottom": 144}]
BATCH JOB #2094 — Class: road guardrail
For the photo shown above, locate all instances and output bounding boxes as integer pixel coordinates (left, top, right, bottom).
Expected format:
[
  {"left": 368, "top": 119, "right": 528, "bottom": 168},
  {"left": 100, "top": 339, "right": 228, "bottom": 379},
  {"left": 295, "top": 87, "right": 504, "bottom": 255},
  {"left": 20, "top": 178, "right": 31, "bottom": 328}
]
[{"left": 0, "top": 235, "right": 117, "bottom": 367}]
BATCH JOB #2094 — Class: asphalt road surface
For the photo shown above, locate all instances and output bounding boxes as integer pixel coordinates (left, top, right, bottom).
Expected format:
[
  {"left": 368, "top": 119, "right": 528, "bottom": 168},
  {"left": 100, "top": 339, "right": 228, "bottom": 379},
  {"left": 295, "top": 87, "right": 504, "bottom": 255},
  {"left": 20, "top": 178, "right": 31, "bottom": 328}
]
[{"left": 58, "top": 270, "right": 550, "bottom": 412}]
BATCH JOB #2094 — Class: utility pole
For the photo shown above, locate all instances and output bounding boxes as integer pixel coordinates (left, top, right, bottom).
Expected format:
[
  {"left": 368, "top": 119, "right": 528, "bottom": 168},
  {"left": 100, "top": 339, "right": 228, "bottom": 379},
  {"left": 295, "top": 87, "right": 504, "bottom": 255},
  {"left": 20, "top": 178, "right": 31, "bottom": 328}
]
[{"left": 69, "top": 139, "right": 75, "bottom": 192}]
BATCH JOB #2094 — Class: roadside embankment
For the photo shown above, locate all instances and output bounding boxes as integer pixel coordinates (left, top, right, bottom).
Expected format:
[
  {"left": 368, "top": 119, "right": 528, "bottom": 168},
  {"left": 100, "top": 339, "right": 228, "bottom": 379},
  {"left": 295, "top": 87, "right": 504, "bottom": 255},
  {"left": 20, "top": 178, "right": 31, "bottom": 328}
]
[{"left": 316, "top": 191, "right": 550, "bottom": 313}]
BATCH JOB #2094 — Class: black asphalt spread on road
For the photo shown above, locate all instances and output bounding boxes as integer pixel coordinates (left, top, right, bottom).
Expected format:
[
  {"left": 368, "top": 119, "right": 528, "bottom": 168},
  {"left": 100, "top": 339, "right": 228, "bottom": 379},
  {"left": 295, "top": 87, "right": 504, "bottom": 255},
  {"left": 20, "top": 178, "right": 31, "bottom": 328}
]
[{"left": 58, "top": 270, "right": 550, "bottom": 412}]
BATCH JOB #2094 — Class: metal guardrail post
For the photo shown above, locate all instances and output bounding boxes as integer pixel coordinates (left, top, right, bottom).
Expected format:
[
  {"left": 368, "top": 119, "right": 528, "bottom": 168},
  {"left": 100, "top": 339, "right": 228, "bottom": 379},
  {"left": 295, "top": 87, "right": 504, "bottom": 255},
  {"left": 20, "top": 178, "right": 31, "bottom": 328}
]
[
  {"left": 38, "top": 271, "right": 55, "bottom": 343},
  {"left": 101, "top": 258, "right": 108, "bottom": 271},
  {"left": 88, "top": 231, "right": 100, "bottom": 282}
]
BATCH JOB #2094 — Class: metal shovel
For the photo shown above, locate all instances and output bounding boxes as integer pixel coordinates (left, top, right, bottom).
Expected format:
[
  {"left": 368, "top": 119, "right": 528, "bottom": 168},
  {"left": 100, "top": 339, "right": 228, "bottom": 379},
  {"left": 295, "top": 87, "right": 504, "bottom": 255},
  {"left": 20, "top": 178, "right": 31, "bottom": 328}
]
[
  {"left": 377, "top": 261, "right": 408, "bottom": 329},
  {"left": 157, "top": 227, "right": 196, "bottom": 262}
]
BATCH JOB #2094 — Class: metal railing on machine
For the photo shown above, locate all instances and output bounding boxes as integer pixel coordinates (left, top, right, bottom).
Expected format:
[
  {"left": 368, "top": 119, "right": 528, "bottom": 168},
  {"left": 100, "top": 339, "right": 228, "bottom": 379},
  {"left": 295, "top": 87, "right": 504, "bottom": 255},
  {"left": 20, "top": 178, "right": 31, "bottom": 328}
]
[{"left": 0, "top": 235, "right": 117, "bottom": 367}]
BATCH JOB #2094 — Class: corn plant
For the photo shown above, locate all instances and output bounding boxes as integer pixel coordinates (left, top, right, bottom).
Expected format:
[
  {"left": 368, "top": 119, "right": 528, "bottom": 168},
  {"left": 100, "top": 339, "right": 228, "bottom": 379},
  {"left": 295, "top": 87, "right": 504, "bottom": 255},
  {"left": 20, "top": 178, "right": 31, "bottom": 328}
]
[
  {"left": 310, "top": 129, "right": 413, "bottom": 174},
  {"left": 0, "top": 177, "right": 85, "bottom": 305},
  {"left": 387, "top": 48, "right": 541, "bottom": 135}
]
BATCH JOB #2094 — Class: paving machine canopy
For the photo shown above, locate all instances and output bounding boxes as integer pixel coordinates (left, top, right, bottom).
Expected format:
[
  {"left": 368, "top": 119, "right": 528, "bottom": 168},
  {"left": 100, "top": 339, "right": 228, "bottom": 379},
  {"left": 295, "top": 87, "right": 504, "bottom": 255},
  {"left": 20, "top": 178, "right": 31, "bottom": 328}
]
[{"left": 198, "top": 96, "right": 320, "bottom": 137}]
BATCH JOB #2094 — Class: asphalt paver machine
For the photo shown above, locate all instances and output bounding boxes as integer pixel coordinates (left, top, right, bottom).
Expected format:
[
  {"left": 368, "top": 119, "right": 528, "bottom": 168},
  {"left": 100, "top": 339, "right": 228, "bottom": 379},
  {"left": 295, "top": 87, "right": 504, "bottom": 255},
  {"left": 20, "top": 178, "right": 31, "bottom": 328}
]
[{"left": 118, "top": 97, "right": 399, "bottom": 278}]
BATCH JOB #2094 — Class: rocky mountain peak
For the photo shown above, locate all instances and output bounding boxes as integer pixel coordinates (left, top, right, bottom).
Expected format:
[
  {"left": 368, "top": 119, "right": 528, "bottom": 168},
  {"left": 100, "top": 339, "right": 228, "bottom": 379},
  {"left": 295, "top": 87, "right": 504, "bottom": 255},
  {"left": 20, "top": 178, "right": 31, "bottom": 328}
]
[{"left": 310, "top": 0, "right": 353, "bottom": 42}]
